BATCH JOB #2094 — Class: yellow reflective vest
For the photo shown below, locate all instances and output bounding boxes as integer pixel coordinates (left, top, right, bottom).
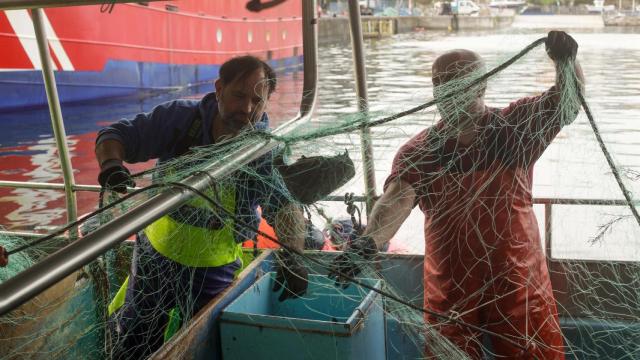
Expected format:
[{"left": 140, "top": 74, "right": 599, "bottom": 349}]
[{"left": 144, "top": 181, "right": 243, "bottom": 268}]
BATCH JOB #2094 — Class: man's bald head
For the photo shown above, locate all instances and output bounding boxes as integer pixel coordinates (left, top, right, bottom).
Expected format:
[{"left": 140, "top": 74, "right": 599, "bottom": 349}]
[
  {"left": 432, "top": 49, "right": 485, "bottom": 87},
  {"left": 431, "top": 49, "right": 487, "bottom": 127}
]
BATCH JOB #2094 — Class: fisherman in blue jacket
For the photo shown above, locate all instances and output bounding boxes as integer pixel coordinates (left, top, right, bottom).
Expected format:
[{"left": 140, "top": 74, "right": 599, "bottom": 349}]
[{"left": 95, "top": 56, "right": 308, "bottom": 359}]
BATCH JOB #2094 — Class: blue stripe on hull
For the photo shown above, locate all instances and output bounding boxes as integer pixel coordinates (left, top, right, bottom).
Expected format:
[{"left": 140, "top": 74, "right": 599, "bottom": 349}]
[{"left": 0, "top": 56, "right": 303, "bottom": 112}]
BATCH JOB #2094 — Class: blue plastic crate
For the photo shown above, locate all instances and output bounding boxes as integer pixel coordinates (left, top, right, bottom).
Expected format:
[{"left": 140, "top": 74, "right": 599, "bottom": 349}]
[{"left": 220, "top": 272, "right": 386, "bottom": 360}]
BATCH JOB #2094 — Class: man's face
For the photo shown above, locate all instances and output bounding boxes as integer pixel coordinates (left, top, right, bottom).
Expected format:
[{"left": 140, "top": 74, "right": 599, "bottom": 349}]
[
  {"left": 215, "top": 68, "right": 270, "bottom": 138},
  {"left": 432, "top": 57, "right": 485, "bottom": 127}
]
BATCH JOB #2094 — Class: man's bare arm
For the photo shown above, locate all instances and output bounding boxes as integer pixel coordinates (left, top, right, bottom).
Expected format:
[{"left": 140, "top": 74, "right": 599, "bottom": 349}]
[
  {"left": 363, "top": 178, "right": 417, "bottom": 250},
  {"left": 327, "top": 178, "right": 416, "bottom": 287}
]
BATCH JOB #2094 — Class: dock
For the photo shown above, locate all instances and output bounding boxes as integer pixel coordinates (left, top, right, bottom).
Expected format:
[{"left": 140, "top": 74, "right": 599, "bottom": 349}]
[
  {"left": 604, "top": 12, "right": 640, "bottom": 26},
  {"left": 318, "top": 15, "right": 515, "bottom": 45},
  {"left": 361, "top": 18, "right": 395, "bottom": 38}
]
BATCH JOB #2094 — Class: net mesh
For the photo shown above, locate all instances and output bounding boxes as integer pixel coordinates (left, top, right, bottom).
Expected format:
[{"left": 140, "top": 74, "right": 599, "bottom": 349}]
[{"left": 1, "top": 36, "right": 639, "bottom": 360}]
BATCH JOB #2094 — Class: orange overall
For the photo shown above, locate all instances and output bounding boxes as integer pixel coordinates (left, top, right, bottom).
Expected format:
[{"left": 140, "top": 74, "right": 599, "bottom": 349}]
[{"left": 386, "top": 88, "right": 567, "bottom": 359}]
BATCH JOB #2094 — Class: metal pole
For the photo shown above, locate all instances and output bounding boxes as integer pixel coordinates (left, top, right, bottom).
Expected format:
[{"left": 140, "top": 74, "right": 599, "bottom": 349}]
[
  {"left": 31, "top": 8, "right": 78, "bottom": 236},
  {"left": 0, "top": 0, "right": 320, "bottom": 317},
  {"left": 347, "top": 0, "right": 377, "bottom": 215},
  {"left": 0, "top": 230, "right": 67, "bottom": 240},
  {"left": 0, "top": 180, "right": 102, "bottom": 192},
  {"left": 325, "top": 194, "right": 640, "bottom": 206},
  {"left": 298, "top": 0, "right": 318, "bottom": 118}
]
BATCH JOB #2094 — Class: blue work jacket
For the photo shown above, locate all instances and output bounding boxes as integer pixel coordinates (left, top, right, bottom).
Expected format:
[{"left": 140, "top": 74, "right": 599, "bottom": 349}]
[{"left": 96, "top": 92, "right": 289, "bottom": 243}]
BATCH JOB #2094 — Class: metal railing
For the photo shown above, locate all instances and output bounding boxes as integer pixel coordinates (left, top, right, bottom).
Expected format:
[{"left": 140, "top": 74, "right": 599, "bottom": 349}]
[
  {"left": 0, "top": 0, "right": 318, "bottom": 316},
  {"left": 325, "top": 194, "right": 640, "bottom": 261},
  {"left": 3, "top": 180, "right": 635, "bottom": 261},
  {"left": 0, "top": 180, "right": 101, "bottom": 192}
]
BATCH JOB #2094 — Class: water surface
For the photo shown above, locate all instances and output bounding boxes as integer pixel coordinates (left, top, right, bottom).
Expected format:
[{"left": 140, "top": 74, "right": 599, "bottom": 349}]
[{"left": 1, "top": 15, "right": 639, "bottom": 260}]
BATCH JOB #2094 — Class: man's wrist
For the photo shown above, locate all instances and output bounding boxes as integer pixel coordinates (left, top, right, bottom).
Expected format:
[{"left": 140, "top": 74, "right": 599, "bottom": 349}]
[
  {"left": 354, "top": 235, "right": 378, "bottom": 258},
  {"left": 100, "top": 158, "right": 124, "bottom": 169},
  {"left": 279, "top": 249, "right": 304, "bottom": 269}
]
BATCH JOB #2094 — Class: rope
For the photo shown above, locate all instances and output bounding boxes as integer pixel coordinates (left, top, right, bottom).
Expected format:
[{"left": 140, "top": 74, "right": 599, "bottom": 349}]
[{"left": 578, "top": 88, "right": 640, "bottom": 227}]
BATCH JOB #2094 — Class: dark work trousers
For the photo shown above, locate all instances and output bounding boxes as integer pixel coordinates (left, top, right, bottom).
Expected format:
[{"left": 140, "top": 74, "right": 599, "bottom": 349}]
[{"left": 109, "top": 234, "right": 240, "bottom": 360}]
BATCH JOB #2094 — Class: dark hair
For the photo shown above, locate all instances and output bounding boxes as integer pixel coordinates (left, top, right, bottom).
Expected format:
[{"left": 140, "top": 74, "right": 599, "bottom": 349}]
[{"left": 219, "top": 55, "right": 276, "bottom": 95}]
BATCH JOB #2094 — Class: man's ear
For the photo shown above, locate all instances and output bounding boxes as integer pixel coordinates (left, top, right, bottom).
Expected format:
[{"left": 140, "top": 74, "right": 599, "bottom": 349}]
[{"left": 214, "top": 79, "right": 223, "bottom": 95}]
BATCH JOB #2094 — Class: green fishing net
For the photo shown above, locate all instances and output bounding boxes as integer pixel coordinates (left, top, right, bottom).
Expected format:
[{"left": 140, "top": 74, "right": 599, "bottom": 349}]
[{"left": 1, "top": 36, "right": 639, "bottom": 360}]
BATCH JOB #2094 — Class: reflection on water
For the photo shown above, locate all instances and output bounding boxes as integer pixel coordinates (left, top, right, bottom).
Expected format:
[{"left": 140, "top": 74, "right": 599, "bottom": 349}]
[{"left": 1, "top": 17, "right": 639, "bottom": 260}]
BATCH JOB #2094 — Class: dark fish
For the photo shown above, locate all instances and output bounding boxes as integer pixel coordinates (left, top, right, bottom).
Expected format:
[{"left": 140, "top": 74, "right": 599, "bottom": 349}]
[{"left": 275, "top": 151, "right": 356, "bottom": 205}]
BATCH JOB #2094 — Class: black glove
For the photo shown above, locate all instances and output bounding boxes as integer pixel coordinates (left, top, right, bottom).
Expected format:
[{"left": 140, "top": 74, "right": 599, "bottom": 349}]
[
  {"left": 98, "top": 159, "right": 135, "bottom": 194},
  {"left": 272, "top": 251, "right": 309, "bottom": 302},
  {"left": 546, "top": 30, "right": 578, "bottom": 62},
  {"left": 0, "top": 245, "right": 8, "bottom": 268},
  {"left": 328, "top": 235, "right": 377, "bottom": 289}
]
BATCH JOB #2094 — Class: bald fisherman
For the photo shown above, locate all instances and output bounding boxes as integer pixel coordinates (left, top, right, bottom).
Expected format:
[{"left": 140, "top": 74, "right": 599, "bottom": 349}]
[{"left": 330, "top": 31, "right": 584, "bottom": 359}]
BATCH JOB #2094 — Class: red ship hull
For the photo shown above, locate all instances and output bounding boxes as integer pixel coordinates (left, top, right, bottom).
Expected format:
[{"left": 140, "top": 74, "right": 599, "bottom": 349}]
[{"left": 0, "top": 1, "right": 303, "bottom": 110}]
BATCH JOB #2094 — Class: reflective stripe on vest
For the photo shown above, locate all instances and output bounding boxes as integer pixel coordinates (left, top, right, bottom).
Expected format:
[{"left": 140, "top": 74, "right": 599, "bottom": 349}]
[{"left": 144, "top": 182, "right": 242, "bottom": 267}]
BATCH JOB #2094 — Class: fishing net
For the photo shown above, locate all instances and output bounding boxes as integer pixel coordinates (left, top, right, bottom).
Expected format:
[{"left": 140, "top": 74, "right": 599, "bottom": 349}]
[{"left": 1, "top": 33, "right": 640, "bottom": 360}]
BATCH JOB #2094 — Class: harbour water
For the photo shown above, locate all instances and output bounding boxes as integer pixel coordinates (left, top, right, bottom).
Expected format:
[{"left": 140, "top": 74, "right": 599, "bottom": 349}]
[{"left": 1, "top": 15, "right": 638, "bottom": 260}]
